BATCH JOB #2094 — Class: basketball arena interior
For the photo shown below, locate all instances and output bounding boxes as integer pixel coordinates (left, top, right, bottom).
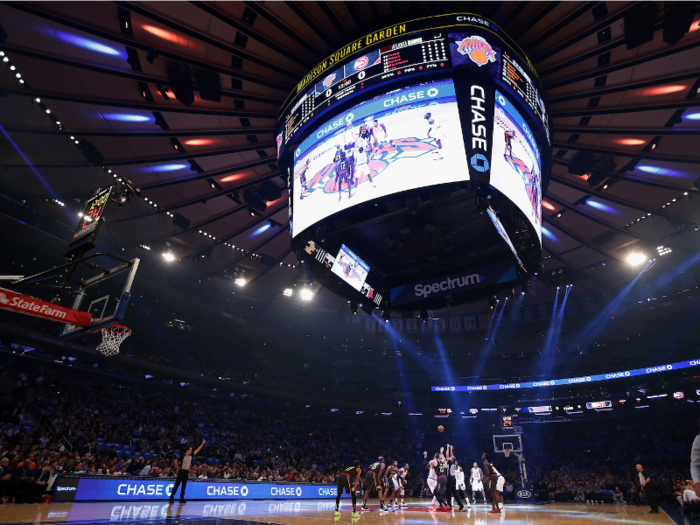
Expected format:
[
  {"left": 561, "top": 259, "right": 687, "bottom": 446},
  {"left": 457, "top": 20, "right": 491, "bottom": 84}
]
[{"left": 1, "top": 2, "right": 700, "bottom": 524}]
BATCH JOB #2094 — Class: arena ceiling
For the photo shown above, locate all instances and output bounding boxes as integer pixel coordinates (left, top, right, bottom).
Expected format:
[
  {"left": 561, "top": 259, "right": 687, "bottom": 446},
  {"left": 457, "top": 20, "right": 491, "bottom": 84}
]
[{"left": 1, "top": 1, "right": 700, "bottom": 315}]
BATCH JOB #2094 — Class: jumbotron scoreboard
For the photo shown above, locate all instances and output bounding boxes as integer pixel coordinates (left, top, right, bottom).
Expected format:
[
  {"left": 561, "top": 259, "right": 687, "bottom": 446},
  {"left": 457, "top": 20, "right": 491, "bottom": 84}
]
[{"left": 276, "top": 14, "right": 551, "bottom": 313}]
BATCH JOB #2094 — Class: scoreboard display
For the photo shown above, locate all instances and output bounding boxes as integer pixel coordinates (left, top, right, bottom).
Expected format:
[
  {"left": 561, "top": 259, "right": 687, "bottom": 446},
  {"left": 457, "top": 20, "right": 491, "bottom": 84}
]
[{"left": 277, "top": 14, "right": 551, "bottom": 310}]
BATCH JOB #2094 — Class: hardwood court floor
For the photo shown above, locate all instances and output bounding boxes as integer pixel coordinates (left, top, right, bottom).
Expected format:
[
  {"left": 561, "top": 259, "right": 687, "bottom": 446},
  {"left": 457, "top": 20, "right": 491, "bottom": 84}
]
[{"left": 0, "top": 498, "right": 674, "bottom": 525}]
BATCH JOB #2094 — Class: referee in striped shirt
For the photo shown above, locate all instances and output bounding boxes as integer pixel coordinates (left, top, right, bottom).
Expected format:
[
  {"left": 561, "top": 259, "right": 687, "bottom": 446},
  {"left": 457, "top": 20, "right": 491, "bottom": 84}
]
[{"left": 170, "top": 440, "right": 205, "bottom": 502}]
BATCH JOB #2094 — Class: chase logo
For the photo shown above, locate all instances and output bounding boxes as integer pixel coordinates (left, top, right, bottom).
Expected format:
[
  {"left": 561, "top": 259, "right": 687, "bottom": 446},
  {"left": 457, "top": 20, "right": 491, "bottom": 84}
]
[
  {"left": 322, "top": 73, "right": 337, "bottom": 88},
  {"left": 470, "top": 153, "right": 489, "bottom": 172},
  {"left": 455, "top": 36, "right": 496, "bottom": 66}
]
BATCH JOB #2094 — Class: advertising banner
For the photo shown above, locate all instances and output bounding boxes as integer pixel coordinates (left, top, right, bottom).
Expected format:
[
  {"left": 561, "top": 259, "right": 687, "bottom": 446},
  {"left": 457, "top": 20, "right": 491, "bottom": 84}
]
[
  {"left": 53, "top": 477, "right": 337, "bottom": 502},
  {"left": 0, "top": 288, "right": 92, "bottom": 327},
  {"left": 389, "top": 261, "right": 516, "bottom": 307}
]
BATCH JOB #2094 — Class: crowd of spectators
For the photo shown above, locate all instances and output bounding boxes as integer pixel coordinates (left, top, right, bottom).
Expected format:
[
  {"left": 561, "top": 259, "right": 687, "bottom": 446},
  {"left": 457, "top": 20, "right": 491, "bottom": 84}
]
[{"left": 2, "top": 353, "right": 700, "bottom": 514}]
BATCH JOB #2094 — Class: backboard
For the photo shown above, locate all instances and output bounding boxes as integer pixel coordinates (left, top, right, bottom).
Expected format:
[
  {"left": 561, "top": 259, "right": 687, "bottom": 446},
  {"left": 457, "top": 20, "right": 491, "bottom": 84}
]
[
  {"left": 493, "top": 433, "right": 523, "bottom": 455},
  {"left": 58, "top": 257, "right": 139, "bottom": 338}
]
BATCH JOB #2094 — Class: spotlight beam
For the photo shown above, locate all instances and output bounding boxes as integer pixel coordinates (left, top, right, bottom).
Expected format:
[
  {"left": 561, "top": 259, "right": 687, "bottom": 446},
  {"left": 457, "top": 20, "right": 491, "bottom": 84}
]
[
  {"left": 5, "top": 1, "right": 294, "bottom": 90},
  {"left": 0, "top": 43, "right": 283, "bottom": 104}
]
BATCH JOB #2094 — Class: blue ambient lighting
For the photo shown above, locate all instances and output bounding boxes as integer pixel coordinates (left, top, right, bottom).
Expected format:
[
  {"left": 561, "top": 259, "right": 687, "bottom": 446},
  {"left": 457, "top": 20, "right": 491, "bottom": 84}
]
[
  {"left": 57, "top": 31, "right": 123, "bottom": 56},
  {"left": 541, "top": 226, "right": 556, "bottom": 241},
  {"left": 251, "top": 224, "right": 271, "bottom": 236},
  {"left": 148, "top": 164, "right": 188, "bottom": 172},
  {"left": 586, "top": 200, "right": 615, "bottom": 213},
  {"left": 104, "top": 114, "right": 151, "bottom": 122},
  {"left": 637, "top": 165, "right": 678, "bottom": 176},
  {"left": 685, "top": 112, "right": 700, "bottom": 120}
]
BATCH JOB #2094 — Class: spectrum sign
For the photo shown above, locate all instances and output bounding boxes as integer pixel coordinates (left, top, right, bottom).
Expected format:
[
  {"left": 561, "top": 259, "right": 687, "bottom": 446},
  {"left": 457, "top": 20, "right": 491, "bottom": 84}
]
[
  {"left": 52, "top": 477, "right": 337, "bottom": 502},
  {"left": 431, "top": 358, "right": 700, "bottom": 392}
]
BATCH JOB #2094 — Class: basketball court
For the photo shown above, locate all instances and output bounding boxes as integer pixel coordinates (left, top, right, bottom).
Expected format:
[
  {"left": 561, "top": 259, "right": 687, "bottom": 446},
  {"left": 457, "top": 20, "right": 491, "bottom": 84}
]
[{"left": 0, "top": 499, "right": 674, "bottom": 525}]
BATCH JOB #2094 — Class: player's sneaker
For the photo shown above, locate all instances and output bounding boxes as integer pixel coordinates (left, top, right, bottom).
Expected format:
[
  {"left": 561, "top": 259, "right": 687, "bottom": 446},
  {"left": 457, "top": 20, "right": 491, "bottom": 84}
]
[
  {"left": 334, "top": 510, "right": 340, "bottom": 516},
  {"left": 489, "top": 508, "right": 500, "bottom": 514},
  {"left": 428, "top": 504, "right": 436, "bottom": 512},
  {"left": 351, "top": 511, "right": 360, "bottom": 518},
  {"left": 380, "top": 504, "right": 388, "bottom": 512},
  {"left": 361, "top": 504, "right": 369, "bottom": 511}
]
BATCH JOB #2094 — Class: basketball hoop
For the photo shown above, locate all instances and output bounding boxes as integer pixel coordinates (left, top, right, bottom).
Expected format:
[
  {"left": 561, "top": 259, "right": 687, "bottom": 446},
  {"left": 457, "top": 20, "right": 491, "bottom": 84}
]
[
  {"left": 95, "top": 324, "right": 131, "bottom": 356},
  {"left": 504, "top": 447, "right": 512, "bottom": 458}
]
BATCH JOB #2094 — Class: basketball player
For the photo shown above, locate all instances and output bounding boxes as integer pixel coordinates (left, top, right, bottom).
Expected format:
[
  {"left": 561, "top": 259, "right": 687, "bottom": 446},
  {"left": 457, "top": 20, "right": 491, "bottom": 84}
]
[
  {"left": 335, "top": 460, "right": 361, "bottom": 518},
  {"left": 298, "top": 158, "right": 310, "bottom": 196},
  {"left": 470, "top": 461, "right": 486, "bottom": 504},
  {"left": 169, "top": 440, "right": 205, "bottom": 502},
  {"left": 481, "top": 453, "right": 501, "bottom": 514},
  {"left": 362, "top": 456, "right": 385, "bottom": 510},
  {"left": 382, "top": 460, "right": 399, "bottom": 511},
  {"left": 359, "top": 119, "right": 373, "bottom": 153},
  {"left": 397, "top": 463, "right": 409, "bottom": 508},
  {"left": 424, "top": 451, "right": 438, "bottom": 509},
  {"left": 335, "top": 148, "right": 352, "bottom": 201},
  {"left": 434, "top": 458, "right": 450, "bottom": 511},
  {"left": 332, "top": 144, "right": 345, "bottom": 191},
  {"left": 371, "top": 118, "right": 395, "bottom": 151},
  {"left": 445, "top": 444, "right": 465, "bottom": 510},
  {"left": 344, "top": 142, "right": 356, "bottom": 188},
  {"left": 424, "top": 112, "right": 444, "bottom": 160},
  {"left": 455, "top": 465, "right": 470, "bottom": 507},
  {"left": 504, "top": 129, "right": 516, "bottom": 158}
]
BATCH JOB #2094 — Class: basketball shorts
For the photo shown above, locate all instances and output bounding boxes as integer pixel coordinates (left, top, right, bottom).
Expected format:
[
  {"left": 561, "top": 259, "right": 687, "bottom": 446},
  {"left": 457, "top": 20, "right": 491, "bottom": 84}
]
[
  {"left": 300, "top": 175, "right": 306, "bottom": 186},
  {"left": 471, "top": 481, "right": 483, "bottom": 491},
  {"left": 391, "top": 477, "right": 400, "bottom": 490},
  {"left": 487, "top": 476, "right": 498, "bottom": 492},
  {"left": 338, "top": 171, "right": 349, "bottom": 185},
  {"left": 337, "top": 474, "right": 352, "bottom": 494},
  {"left": 437, "top": 477, "right": 447, "bottom": 495},
  {"left": 457, "top": 481, "right": 466, "bottom": 491},
  {"left": 496, "top": 476, "right": 505, "bottom": 492},
  {"left": 427, "top": 477, "right": 437, "bottom": 493},
  {"left": 366, "top": 472, "right": 377, "bottom": 493}
]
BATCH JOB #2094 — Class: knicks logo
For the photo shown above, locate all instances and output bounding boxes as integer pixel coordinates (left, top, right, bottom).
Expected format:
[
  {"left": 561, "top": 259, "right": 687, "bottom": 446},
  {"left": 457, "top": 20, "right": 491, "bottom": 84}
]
[
  {"left": 322, "top": 73, "right": 337, "bottom": 88},
  {"left": 455, "top": 36, "right": 496, "bottom": 66},
  {"left": 354, "top": 56, "right": 369, "bottom": 70}
]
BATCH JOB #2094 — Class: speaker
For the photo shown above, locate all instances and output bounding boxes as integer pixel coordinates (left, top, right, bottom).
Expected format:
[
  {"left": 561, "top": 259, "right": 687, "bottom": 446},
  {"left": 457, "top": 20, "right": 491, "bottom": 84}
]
[
  {"left": 171, "top": 212, "right": 191, "bottom": 230},
  {"left": 591, "top": 230, "right": 617, "bottom": 247},
  {"left": 243, "top": 188, "right": 267, "bottom": 212},
  {"left": 167, "top": 65, "right": 194, "bottom": 106},
  {"left": 663, "top": 1, "right": 696, "bottom": 46},
  {"left": 624, "top": 4, "right": 657, "bottom": 50},
  {"left": 568, "top": 152, "right": 596, "bottom": 176},
  {"left": 196, "top": 70, "right": 221, "bottom": 102}
]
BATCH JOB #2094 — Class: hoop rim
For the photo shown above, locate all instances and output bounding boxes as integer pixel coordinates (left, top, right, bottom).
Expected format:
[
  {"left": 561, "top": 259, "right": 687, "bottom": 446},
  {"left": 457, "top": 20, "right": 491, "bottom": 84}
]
[{"left": 93, "top": 323, "right": 131, "bottom": 334}]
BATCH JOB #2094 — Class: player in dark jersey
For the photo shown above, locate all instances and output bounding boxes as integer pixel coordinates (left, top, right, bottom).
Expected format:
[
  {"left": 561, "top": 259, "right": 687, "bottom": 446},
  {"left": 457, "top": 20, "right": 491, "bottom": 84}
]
[
  {"left": 504, "top": 129, "right": 516, "bottom": 158},
  {"left": 362, "top": 456, "right": 385, "bottom": 510},
  {"left": 382, "top": 460, "right": 400, "bottom": 511},
  {"left": 332, "top": 144, "right": 345, "bottom": 192},
  {"left": 335, "top": 460, "right": 361, "bottom": 518},
  {"left": 434, "top": 460, "right": 450, "bottom": 511},
  {"left": 481, "top": 453, "right": 502, "bottom": 514},
  {"left": 336, "top": 153, "right": 352, "bottom": 202},
  {"left": 344, "top": 142, "right": 356, "bottom": 189}
]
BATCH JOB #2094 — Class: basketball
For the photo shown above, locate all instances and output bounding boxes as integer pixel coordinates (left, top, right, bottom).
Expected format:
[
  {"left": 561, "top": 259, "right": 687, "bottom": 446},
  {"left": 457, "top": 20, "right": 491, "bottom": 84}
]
[
  {"left": 437, "top": 425, "right": 444, "bottom": 433},
  {"left": 470, "top": 48, "right": 487, "bottom": 64}
]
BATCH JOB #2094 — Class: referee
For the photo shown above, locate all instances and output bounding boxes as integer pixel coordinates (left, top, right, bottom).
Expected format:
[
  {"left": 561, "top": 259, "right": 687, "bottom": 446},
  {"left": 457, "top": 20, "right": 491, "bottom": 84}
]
[
  {"left": 445, "top": 444, "right": 465, "bottom": 510},
  {"left": 170, "top": 440, "right": 205, "bottom": 502}
]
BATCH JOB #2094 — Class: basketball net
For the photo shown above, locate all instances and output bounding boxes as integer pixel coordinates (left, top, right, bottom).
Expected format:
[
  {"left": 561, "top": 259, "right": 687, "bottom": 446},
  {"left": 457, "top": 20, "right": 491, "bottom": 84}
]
[
  {"left": 504, "top": 447, "right": 512, "bottom": 458},
  {"left": 95, "top": 324, "right": 131, "bottom": 356}
]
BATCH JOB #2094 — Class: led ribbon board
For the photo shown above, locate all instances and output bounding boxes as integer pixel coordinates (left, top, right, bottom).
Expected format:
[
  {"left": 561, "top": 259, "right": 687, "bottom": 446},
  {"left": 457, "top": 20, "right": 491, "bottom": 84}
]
[{"left": 432, "top": 359, "right": 700, "bottom": 392}]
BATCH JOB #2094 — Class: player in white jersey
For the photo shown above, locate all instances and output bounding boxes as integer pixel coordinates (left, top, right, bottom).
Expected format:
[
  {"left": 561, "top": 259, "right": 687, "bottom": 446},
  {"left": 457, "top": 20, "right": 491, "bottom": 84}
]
[
  {"left": 424, "top": 112, "right": 445, "bottom": 160},
  {"left": 471, "top": 462, "right": 486, "bottom": 504},
  {"left": 371, "top": 118, "right": 395, "bottom": 152},
  {"left": 455, "top": 465, "right": 470, "bottom": 507},
  {"left": 396, "top": 464, "right": 409, "bottom": 508},
  {"left": 424, "top": 451, "right": 439, "bottom": 508}
]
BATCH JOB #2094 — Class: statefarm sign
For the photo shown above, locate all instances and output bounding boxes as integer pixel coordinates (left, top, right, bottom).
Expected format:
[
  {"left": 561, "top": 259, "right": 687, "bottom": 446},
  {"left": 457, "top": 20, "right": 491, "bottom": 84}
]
[{"left": 0, "top": 288, "right": 92, "bottom": 327}]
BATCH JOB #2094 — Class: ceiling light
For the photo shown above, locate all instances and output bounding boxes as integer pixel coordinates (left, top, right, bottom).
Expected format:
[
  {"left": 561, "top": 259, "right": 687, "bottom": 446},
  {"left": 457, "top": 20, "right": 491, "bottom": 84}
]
[
  {"left": 235, "top": 278, "right": 246, "bottom": 286},
  {"left": 283, "top": 288, "right": 293, "bottom": 297},
  {"left": 15, "top": 72, "right": 21, "bottom": 78},
  {"left": 162, "top": 252, "right": 175, "bottom": 262},
  {"left": 300, "top": 288, "right": 313, "bottom": 301},
  {"left": 70, "top": 136, "right": 75, "bottom": 140},
  {"left": 2, "top": 57, "right": 8, "bottom": 62},
  {"left": 18, "top": 79, "right": 24, "bottom": 83},
  {"left": 626, "top": 253, "right": 647, "bottom": 266},
  {"left": 55, "top": 121, "right": 61, "bottom": 125},
  {"left": 9, "top": 65, "right": 15, "bottom": 70},
  {"left": 44, "top": 108, "right": 50, "bottom": 113}
]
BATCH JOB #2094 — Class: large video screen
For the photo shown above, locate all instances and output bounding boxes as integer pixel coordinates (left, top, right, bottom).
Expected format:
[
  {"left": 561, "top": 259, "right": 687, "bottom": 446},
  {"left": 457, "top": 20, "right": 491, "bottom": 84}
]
[
  {"left": 331, "top": 244, "right": 369, "bottom": 291},
  {"left": 291, "top": 79, "right": 468, "bottom": 237},
  {"left": 490, "top": 90, "right": 542, "bottom": 242}
]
